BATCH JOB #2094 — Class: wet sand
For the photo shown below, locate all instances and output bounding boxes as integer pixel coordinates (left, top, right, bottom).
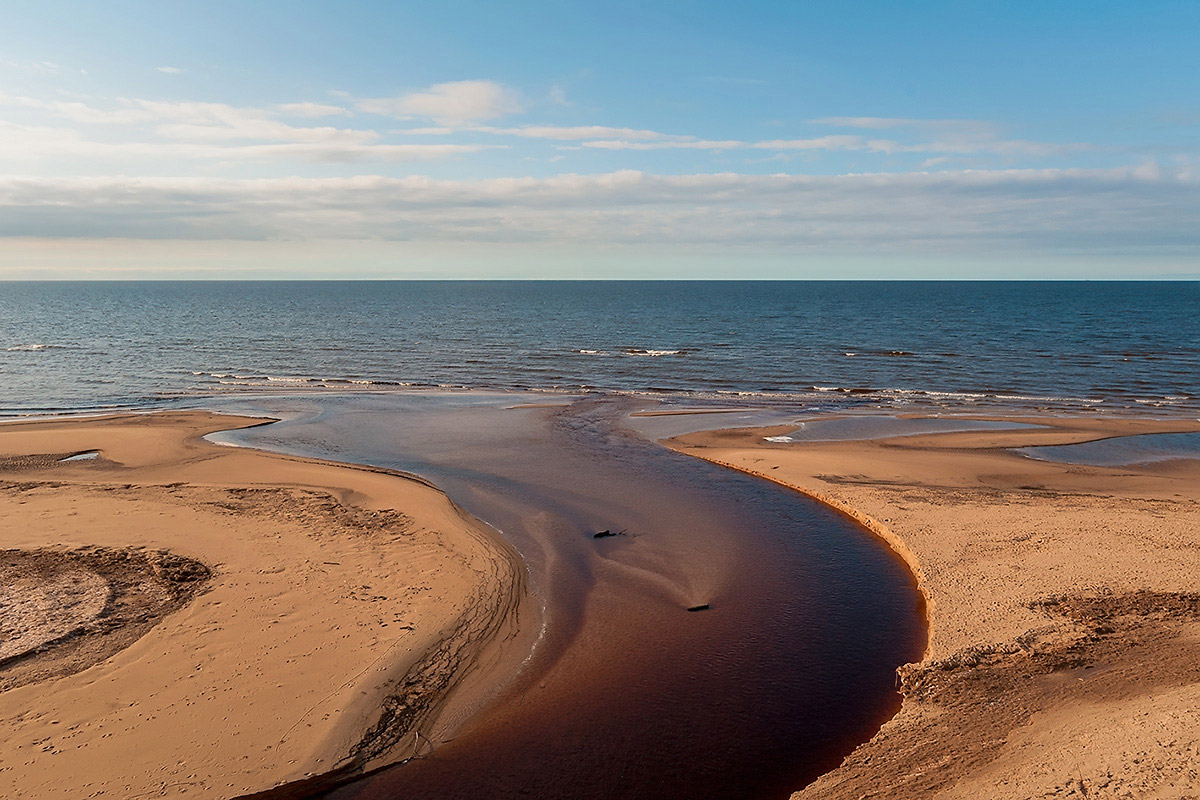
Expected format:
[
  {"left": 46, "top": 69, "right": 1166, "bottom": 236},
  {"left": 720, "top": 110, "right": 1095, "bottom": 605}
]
[
  {"left": 666, "top": 414, "right": 1200, "bottom": 799},
  {"left": 0, "top": 412, "right": 526, "bottom": 799}
]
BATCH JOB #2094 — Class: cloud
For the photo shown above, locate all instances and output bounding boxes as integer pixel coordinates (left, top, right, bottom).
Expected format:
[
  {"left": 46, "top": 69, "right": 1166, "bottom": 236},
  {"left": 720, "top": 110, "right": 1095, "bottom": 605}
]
[
  {"left": 0, "top": 59, "right": 64, "bottom": 75},
  {"left": 0, "top": 119, "right": 497, "bottom": 163},
  {"left": 807, "top": 117, "right": 1089, "bottom": 158},
  {"left": 2, "top": 166, "right": 1194, "bottom": 254},
  {"left": 483, "top": 125, "right": 685, "bottom": 141},
  {"left": 274, "top": 102, "right": 350, "bottom": 118},
  {"left": 577, "top": 132, "right": 1086, "bottom": 159},
  {"left": 812, "top": 116, "right": 994, "bottom": 133},
  {"left": 0, "top": 89, "right": 1094, "bottom": 169},
  {"left": 392, "top": 126, "right": 458, "bottom": 136},
  {"left": 357, "top": 80, "right": 523, "bottom": 124},
  {"left": 581, "top": 138, "right": 746, "bottom": 150},
  {"left": 0, "top": 94, "right": 502, "bottom": 163},
  {"left": 156, "top": 66, "right": 183, "bottom": 74}
]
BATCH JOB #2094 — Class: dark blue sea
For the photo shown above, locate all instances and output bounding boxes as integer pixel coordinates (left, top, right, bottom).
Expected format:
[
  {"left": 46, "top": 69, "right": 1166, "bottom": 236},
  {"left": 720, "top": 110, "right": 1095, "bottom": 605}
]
[{"left": 0, "top": 280, "right": 1196, "bottom": 414}]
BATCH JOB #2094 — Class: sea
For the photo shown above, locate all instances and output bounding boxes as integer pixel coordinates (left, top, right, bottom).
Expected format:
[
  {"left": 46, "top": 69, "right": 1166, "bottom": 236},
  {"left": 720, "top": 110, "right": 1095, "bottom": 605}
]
[{"left": 0, "top": 280, "right": 1196, "bottom": 415}]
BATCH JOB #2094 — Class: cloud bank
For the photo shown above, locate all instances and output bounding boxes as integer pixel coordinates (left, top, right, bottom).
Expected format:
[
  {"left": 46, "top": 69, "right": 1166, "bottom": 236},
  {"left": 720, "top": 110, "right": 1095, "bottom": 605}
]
[
  {"left": 2, "top": 166, "right": 1194, "bottom": 254},
  {"left": 2, "top": 78, "right": 1196, "bottom": 275}
]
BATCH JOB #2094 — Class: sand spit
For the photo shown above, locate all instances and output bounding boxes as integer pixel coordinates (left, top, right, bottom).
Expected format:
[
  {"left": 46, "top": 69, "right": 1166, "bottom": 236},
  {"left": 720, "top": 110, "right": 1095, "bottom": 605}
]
[
  {"left": 628, "top": 407, "right": 766, "bottom": 417},
  {"left": 0, "top": 412, "right": 527, "bottom": 799},
  {"left": 667, "top": 415, "right": 1200, "bottom": 800}
]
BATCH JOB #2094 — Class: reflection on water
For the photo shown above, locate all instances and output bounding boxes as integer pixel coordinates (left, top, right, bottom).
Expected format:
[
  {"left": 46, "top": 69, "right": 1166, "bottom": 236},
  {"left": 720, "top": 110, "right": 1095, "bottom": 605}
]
[
  {"left": 624, "top": 410, "right": 1038, "bottom": 442},
  {"left": 209, "top": 391, "right": 926, "bottom": 800},
  {"left": 1018, "top": 431, "right": 1200, "bottom": 466}
]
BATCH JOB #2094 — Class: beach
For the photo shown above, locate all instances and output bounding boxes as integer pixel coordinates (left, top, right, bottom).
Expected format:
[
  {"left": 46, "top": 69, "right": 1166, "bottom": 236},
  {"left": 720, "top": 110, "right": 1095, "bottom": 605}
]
[
  {"left": 666, "top": 414, "right": 1200, "bottom": 798},
  {"left": 0, "top": 411, "right": 527, "bottom": 799},
  {"left": 3, "top": 401, "right": 1200, "bottom": 799}
]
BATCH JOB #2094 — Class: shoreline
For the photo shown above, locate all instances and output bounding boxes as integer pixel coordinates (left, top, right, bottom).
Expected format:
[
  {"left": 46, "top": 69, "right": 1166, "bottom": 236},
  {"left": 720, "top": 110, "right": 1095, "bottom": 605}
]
[
  {"left": 6, "top": 401, "right": 1200, "bottom": 798},
  {"left": 665, "top": 414, "right": 1200, "bottom": 798},
  {"left": 0, "top": 411, "right": 531, "bottom": 799}
]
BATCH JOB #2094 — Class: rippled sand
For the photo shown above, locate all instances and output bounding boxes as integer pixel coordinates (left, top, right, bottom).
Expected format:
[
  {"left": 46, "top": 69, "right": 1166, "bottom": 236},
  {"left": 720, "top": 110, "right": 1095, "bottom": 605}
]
[{"left": 0, "top": 412, "right": 526, "bottom": 799}]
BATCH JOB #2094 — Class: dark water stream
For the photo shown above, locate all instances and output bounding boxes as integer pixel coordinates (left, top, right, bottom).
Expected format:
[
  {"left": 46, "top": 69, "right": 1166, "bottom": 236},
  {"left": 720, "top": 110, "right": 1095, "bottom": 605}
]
[{"left": 210, "top": 391, "right": 926, "bottom": 800}]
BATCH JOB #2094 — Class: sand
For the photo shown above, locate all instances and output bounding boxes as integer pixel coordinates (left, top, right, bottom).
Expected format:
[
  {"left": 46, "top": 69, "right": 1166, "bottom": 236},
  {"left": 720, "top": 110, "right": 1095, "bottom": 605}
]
[
  {"left": 667, "top": 415, "right": 1200, "bottom": 800},
  {"left": 0, "top": 411, "right": 527, "bottom": 799}
]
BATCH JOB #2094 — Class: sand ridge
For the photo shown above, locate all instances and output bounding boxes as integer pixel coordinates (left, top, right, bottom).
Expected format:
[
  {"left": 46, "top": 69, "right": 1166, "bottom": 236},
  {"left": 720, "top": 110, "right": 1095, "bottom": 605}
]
[
  {"left": 667, "top": 415, "right": 1200, "bottom": 800},
  {"left": 0, "top": 411, "right": 528, "bottom": 799}
]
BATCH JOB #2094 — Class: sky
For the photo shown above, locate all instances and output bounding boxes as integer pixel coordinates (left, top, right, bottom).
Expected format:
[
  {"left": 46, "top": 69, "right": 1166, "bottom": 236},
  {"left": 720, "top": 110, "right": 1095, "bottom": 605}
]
[{"left": 2, "top": 0, "right": 1199, "bottom": 279}]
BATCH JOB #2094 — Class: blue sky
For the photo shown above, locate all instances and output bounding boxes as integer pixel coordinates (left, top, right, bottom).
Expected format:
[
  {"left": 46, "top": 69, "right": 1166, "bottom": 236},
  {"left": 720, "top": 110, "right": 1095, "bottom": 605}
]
[{"left": 2, "top": 1, "right": 1198, "bottom": 278}]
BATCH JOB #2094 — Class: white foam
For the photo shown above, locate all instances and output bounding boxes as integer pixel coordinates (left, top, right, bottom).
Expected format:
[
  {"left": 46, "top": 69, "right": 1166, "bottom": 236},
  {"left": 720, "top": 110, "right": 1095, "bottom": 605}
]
[{"left": 623, "top": 348, "right": 683, "bottom": 356}]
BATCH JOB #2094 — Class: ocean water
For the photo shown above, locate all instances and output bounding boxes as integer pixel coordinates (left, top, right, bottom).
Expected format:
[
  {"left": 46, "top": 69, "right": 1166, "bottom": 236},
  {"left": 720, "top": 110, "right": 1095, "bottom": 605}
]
[
  {"left": 1019, "top": 430, "right": 1200, "bottom": 465},
  {"left": 0, "top": 280, "right": 1196, "bottom": 414}
]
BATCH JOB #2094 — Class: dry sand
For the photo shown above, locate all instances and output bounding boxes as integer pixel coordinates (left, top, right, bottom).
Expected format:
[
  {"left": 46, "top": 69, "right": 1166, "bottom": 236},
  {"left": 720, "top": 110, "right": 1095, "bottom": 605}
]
[
  {"left": 667, "top": 415, "right": 1200, "bottom": 800},
  {"left": 0, "top": 411, "right": 527, "bottom": 799}
]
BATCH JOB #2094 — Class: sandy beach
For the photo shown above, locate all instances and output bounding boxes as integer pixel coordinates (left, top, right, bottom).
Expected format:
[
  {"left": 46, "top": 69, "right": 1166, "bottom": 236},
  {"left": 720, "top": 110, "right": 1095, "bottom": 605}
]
[
  {"left": 5, "top": 405, "right": 1199, "bottom": 800},
  {"left": 667, "top": 414, "right": 1200, "bottom": 799},
  {"left": 0, "top": 411, "right": 527, "bottom": 799}
]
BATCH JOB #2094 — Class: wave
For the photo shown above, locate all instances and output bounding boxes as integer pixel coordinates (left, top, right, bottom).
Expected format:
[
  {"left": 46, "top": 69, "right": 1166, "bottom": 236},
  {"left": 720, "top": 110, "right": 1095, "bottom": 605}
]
[
  {"left": 840, "top": 349, "right": 915, "bottom": 358},
  {"left": 177, "top": 369, "right": 1169, "bottom": 412},
  {"left": 577, "top": 348, "right": 688, "bottom": 356},
  {"left": 622, "top": 348, "right": 685, "bottom": 357},
  {"left": 5, "top": 343, "right": 64, "bottom": 352},
  {"left": 805, "top": 386, "right": 877, "bottom": 395}
]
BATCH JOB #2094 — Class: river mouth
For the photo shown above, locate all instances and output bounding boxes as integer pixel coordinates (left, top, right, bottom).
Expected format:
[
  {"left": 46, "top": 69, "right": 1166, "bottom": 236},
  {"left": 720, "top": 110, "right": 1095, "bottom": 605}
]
[{"left": 209, "top": 391, "right": 926, "bottom": 800}]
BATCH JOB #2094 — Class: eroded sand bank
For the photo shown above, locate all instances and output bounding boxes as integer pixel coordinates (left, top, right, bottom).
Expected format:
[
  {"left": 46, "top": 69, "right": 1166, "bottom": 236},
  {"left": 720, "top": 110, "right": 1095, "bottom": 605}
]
[
  {"left": 0, "top": 412, "right": 527, "bottom": 799},
  {"left": 667, "top": 415, "right": 1200, "bottom": 800}
]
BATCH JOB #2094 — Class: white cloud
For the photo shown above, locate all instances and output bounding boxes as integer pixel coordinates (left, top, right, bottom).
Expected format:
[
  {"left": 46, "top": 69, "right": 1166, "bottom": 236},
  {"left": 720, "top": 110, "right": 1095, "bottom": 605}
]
[
  {"left": 0, "top": 59, "right": 63, "bottom": 75},
  {"left": 2, "top": 166, "right": 1194, "bottom": 254},
  {"left": 156, "top": 66, "right": 183, "bottom": 74},
  {"left": 577, "top": 132, "right": 1086, "bottom": 159},
  {"left": 0, "top": 89, "right": 1095, "bottom": 170},
  {"left": 274, "top": 102, "right": 350, "bottom": 118},
  {"left": 0, "top": 94, "right": 502, "bottom": 163},
  {"left": 813, "top": 116, "right": 993, "bottom": 133},
  {"left": 357, "top": 80, "right": 523, "bottom": 124},
  {"left": 153, "top": 120, "right": 377, "bottom": 144},
  {"left": 754, "top": 136, "right": 870, "bottom": 150},
  {"left": 481, "top": 125, "right": 682, "bottom": 141},
  {"left": 392, "top": 126, "right": 457, "bottom": 135},
  {"left": 582, "top": 138, "right": 746, "bottom": 150},
  {"left": 0, "top": 119, "right": 498, "bottom": 163}
]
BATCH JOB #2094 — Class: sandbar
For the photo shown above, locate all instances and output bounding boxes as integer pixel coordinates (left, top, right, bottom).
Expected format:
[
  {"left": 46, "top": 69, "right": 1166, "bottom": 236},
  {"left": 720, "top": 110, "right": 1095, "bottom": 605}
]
[
  {"left": 0, "top": 411, "right": 526, "bottom": 799},
  {"left": 667, "top": 415, "right": 1200, "bottom": 799}
]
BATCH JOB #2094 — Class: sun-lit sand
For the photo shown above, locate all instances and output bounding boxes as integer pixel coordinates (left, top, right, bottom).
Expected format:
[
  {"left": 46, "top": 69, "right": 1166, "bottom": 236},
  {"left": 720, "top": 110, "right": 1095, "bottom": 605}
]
[
  {"left": 0, "top": 412, "right": 527, "bottom": 799},
  {"left": 667, "top": 415, "right": 1200, "bottom": 799},
  {"left": 6, "top": 407, "right": 1200, "bottom": 799}
]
